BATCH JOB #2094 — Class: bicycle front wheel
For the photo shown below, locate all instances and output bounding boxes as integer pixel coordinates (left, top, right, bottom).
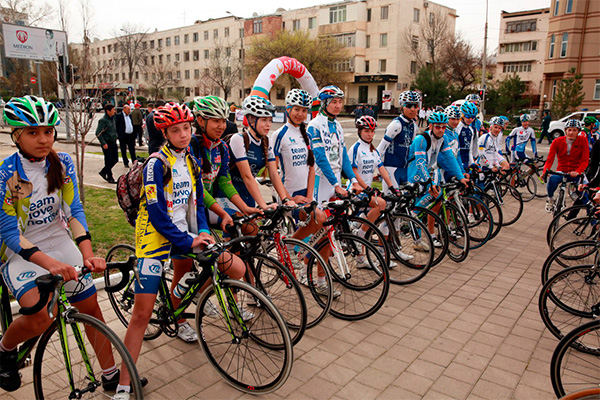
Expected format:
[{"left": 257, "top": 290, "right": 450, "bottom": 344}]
[
  {"left": 541, "top": 240, "right": 598, "bottom": 283},
  {"left": 460, "top": 196, "right": 493, "bottom": 249},
  {"left": 33, "top": 313, "right": 143, "bottom": 399},
  {"left": 546, "top": 205, "right": 593, "bottom": 246},
  {"left": 486, "top": 182, "right": 523, "bottom": 226},
  {"left": 550, "top": 217, "right": 599, "bottom": 252},
  {"left": 440, "top": 203, "right": 470, "bottom": 263},
  {"left": 195, "top": 279, "right": 293, "bottom": 394},
  {"left": 511, "top": 170, "right": 537, "bottom": 202}
]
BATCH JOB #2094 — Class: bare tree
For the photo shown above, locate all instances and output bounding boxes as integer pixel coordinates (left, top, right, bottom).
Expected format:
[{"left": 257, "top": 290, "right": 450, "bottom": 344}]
[
  {"left": 114, "top": 23, "right": 149, "bottom": 82},
  {"left": 143, "top": 62, "right": 179, "bottom": 101},
  {"left": 198, "top": 39, "right": 242, "bottom": 100},
  {"left": 402, "top": 10, "right": 450, "bottom": 71},
  {"left": 439, "top": 34, "right": 479, "bottom": 91}
]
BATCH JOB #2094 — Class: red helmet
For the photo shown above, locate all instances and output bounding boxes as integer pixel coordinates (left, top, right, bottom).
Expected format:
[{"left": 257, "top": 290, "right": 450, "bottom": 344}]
[
  {"left": 153, "top": 102, "right": 194, "bottom": 130},
  {"left": 356, "top": 115, "right": 377, "bottom": 130}
]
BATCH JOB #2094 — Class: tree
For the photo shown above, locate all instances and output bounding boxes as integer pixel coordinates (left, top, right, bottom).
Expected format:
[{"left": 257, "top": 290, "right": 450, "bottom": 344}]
[
  {"left": 411, "top": 65, "right": 450, "bottom": 108},
  {"left": 551, "top": 68, "right": 585, "bottom": 118},
  {"left": 439, "top": 34, "right": 479, "bottom": 92},
  {"left": 495, "top": 74, "right": 528, "bottom": 116},
  {"left": 143, "top": 62, "right": 179, "bottom": 101},
  {"left": 246, "top": 30, "right": 349, "bottom": 88},
  {"left": 114, "top": 23, "right": 149, "bottom": 83},
  {"left": 199, "top": 39, "right": 242, "bottom": 100},
  {"left": 402, "top": 10, "right": 450, "bottom": 71}
]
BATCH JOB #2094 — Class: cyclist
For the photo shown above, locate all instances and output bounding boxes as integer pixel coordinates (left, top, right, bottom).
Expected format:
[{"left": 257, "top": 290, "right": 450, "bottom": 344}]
[
  {"left": 308, "top": 85, "right": 362, "bottom": 202},
  {"left": 377, "top": 90, "right": 422, "bottom": 192},
  {"left": 0, "top": 96, "right": 115, "bottom": 392},
  {"left": 115, "top": 103, "right": 246, "bottom": 399},
  {"left": 505, "top": 114, "right": 538, "bottom": 163},
  {"left": 465, "top": 93, "right": 483, "bottom": 134},
  {"left": 582, "top": 116, "right": 598, "bottom": 151},
  {"left": 456, "top": 102, "right": 479, "bottom": 173},
  {"left": 542, "top": 119, "right": 589, "bottom": 212},
  {"left": 478, "top": 117, "right": 510, "bottom": 172},
  {"left": 443, "top": 105, "right": 465, "bottom": 180}
]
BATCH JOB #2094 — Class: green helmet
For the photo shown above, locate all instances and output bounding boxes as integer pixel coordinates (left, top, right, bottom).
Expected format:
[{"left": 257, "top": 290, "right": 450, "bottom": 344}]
[
  {"left": 192, "top": 96, "right": 229, "bottom": 120},
  {"left": 3, "top": 95, "right": 60, "bottom": 127},
  {"left": 583, "top": 116, "right": 598, "bottom": 126}
]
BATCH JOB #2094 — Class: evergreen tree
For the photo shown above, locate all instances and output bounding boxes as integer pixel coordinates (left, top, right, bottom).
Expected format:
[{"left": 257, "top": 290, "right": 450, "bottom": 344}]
[{"left": 551, "top": 68, "right": 585, "bottom": 118}]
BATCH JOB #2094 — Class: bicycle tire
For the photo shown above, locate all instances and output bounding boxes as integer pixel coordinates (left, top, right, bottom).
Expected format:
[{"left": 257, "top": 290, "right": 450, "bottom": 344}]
[
  {"left": 195, "top": 279, "right": 293, "bottom": 394},
  {"left": 460, "top": 196, "right": 493, "bottom": 249},
  {"left": 252, "top": 252, "right": 307, "bottom": 345},
  {"left": 558, "top": 388, "right": 600, "bottom": 400},
  {"left": 440, "top": 202, "right": 470, "bottom": 263},
  {"left": 104, "top": 244, "right": 163, "bottom": 341},
  {"left": 265, "top": 237, "right": 333, "bottom": 329},
  {"left": 538, "top": 265, "right": 600, "bottom": 345},
  {"left": 33, "top": 313, "right": 143, "bottom": 399},
  {"left": 554, "top": 189, "right": 567, "bottom": 218},
  {"left": 412, "top": 206, "right": 450, "bottom": 267},
  {"left": 349, "top": 215, "right": 391, "bottom": 267},
  {"left": 547, "top": 205, "right": 593, "bottom": 246},
  {"left": 550, "top": 319, "right": 600, "bottom": 398},
  {"left": 511, "top": 170, "right": 537, "bottom": 202},
  {"left": 485, "top": 182, "right": 523, "bottom": 226},
  {"left": 476, "top": 191, "right": 503, "bottom": 239},
  {"left": 533, "top": 167, "right": 548, "bottom": 198},
  {"left": 313, "top": 233, "right": 390, "bottom": 319},
  {"left": 550, "top": 217, "right": 600, "bottom": 252},
  {"left": 541, "top": 240, "right": 598, "bottom": 284}
]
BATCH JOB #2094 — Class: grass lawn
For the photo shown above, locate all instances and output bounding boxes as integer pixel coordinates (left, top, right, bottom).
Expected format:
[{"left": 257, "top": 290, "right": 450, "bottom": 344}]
[{"left": 84, "top": 186, "right": 134, "bottom": 257}]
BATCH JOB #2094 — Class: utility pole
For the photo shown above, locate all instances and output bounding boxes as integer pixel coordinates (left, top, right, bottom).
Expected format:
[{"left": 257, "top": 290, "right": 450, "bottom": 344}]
[{"left": 481, "top": 0, "right": 489, "bottom": 115}]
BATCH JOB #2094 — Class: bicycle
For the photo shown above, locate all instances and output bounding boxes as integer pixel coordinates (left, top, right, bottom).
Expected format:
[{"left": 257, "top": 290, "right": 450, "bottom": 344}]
[
  {"left": 549, "top": 212, "right": 599, "bottom": 252},
  {"left": 544, "top": 170, "right": 584, "bottom": 217},
  {"left": 0, "top": 267, "right": 143, "bottom": 399},
  {"left": 474, "top": 168, "right": 523, "bottom": 226},
  {"left": 104, "top": 238, "right": 293, "bottom": 394},
  {"left": 546, "top": 188, "right": 599, "bottom": 246},
  {"left": 541, "top": 240, "right": 599, "bottom": 284},
  {"left": 502, "top": 157, "right": 540, "bottom": 202}
]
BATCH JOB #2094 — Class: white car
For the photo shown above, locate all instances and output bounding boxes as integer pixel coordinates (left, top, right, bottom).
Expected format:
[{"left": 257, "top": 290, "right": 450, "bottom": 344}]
[{"left": 549, "top": 109, "right": 600, "bottom": 139}]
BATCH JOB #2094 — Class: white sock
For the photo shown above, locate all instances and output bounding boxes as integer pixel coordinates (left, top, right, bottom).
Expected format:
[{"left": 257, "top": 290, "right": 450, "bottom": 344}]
[
  {"left": 356, "top": 229, "right": 366, "bottom": 238},
  {"left": 116, "top": 385, "right": 131, "bottom": 394},
  {"left": 102, "top": 365, "right": 118, "bottom": 379}
]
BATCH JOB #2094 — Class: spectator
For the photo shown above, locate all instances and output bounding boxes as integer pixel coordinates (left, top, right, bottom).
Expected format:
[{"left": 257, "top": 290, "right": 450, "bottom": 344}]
[
  {"left": 228, "top": 102, "right": 237, "bottom": 122},
  {"left": 425, "top": 107, "right": 433, "bottom": 123},
  {"left": 539, "top": 110, "right": 552, "bottom": 144},
  {"left": 96, "top": 104, "right": 118, "bottom": 183},
  {"left": 130, "top": 103, "right": 144, "bottom": 146},
  {"left": 418, "top": 107, "right": 426, "bottom": 127},
  {"left": 115, "top": 104, "right": 136, "bottom": 168},
  {"left": 352, "top": 105, "right": 364, "bottom": 122},
  {"left": 146, "top": 99, "right": 165, "bottom": 154},
  {"left": 223, "top": 119, "right": 238, "bottom": 136},
  {"left": 365, "top": 105, "right": 375, "bottom": 119}
]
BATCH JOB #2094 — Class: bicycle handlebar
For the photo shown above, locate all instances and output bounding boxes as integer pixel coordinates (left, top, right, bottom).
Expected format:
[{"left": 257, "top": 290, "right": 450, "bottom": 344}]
[{"left": 104, "top": 256, "right": 138, "bottom": 293}]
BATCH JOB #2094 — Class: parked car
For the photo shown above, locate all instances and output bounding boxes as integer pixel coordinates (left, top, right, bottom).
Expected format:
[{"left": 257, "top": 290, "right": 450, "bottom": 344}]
[
  {"left": 548, "top": 109, "right": 600, "bottom": 139},
  {"left": 73, "top": 97, "right": 103, "bottom": 112}
]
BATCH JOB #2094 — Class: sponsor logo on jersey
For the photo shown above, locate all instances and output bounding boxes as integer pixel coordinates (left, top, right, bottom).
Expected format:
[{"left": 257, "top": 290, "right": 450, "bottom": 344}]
[
  {"left": 150, "top": 264, "right": 161, "bottom": 274},
  {"left": 4, "top": 197, "right": 13, "bottom": 206},
  {"left": 17, "top": 271, "right": 36, "bottom": 281},
  {"left": 146, "top": 184, "right": 157, "bottom": 204},
  {"left": 63, "top": 176, "right": 71, "bottom": 184}
]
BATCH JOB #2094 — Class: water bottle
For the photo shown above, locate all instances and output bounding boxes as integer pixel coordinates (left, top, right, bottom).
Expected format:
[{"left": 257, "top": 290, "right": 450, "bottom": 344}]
[{"left": 173, "top": 272, "right": 197, "bottom": 299}]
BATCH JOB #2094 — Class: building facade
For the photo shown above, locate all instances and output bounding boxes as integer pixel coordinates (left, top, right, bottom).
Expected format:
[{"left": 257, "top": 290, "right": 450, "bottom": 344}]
[{"left": 541, "top": 0, "right": 600, "bottom": 112}]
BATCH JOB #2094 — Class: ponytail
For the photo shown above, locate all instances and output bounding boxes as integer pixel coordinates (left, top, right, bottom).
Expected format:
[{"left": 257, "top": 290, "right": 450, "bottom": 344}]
[
  {"left": 298, "top": 122, "right": 315, "bottom": 167},
  {"left": 46, "top": 149, "right": 64, "bottom": 193}
]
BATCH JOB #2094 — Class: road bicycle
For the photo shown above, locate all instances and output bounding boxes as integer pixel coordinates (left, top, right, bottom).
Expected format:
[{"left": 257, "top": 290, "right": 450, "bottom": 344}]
[
  {"left": 549, "top": 212, "right": 599, "bottom": 252},
  {"left": 502, "top": 157, "right": 542, "bottom": 202},
  {"left": 473, "top": 168, "right": 523, "bottom": 226},
  {"left": 541, "top": 240, "right": 599, "bottom": 284},
  {"left": 546, "top": 187, "right": 599, "bottom": 246},
  {"left": 544, "top": 170, "right": 584, "bottom": 217}
]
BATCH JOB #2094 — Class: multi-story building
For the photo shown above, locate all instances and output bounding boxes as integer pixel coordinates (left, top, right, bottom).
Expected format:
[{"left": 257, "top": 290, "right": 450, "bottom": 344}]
[
  {"left": 495, "top": 8, "right": 549, "bottom": 99},
  {"left": 541, "top": 0, "right": 600, "bottom": 112}
]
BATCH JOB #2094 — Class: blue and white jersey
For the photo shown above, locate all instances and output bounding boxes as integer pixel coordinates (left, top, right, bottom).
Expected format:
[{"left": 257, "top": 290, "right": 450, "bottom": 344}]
[
  {"left": 505, "top": 126, "right": 537, "bottom": 161},
  {"left": 270, "top": 122, "right": 310, "bottom": 195},
  {"left": 170, "top": 150, "right": 193, "bottom": 233},
  {"left": 349, "top": 138, "right": 383, "bottom": 187},
  {"left": 408, "top": 132, "right": 464, "bottom": 185},
  {"left": 443, "top": 127, "right": 465, "bottom": 177},
  {"left": 478, "top": 133, "right": 505, "bottom": 169},
  {"left": 228, "top": 131, "right": 275, "bottom": 205},
  {"left": 377, "top": 115, "right": 419, "bottom": 171},
  {"left": 470, "top": 118, "right": 482, "bottom": 135},
  {"left": 456, "top": 120, "right": 478, "bottom": 170}
]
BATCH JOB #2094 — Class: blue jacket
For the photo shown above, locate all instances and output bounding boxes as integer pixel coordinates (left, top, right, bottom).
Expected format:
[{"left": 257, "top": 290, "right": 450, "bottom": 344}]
[{"left": 407, "top": 133, "right": 464, "bottom": 185}]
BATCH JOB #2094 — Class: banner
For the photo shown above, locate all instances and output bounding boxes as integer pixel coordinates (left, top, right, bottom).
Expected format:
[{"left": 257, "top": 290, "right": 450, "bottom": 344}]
[
  {"left": 2, "top": 23, "right": 67, "bottom": 61},
  {"left": 382, "top": 90, "right": 392, "bottom": 110}
]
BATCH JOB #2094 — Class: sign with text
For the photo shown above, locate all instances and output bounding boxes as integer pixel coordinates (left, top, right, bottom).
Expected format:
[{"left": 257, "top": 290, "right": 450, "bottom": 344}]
[
  {"left": 354, "top": 74, "right": 398, "bottom": 84},
  {"left": 382, "top": 90, "right": 392, "bottom": 110},
  {"left": 2, "top": 23, "right": 67, "bottom": 61}
]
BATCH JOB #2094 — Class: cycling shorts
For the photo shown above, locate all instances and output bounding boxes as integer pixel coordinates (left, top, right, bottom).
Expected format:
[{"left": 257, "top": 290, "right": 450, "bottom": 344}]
[
  {"left": 134, "top": 258, "right": 164, "bottom": 294},
  {"left": 314, "top": 175, "right": 337, "bottom": 205}
]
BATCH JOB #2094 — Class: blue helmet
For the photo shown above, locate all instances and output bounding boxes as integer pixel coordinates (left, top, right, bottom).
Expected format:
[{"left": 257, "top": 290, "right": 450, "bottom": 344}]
[
  {"left": 565, "top": 119, "right": 582, "bottom": 130},
  {"left": 520, "top": 114, "right": 530, "bottom": 122},
  {"left": 461, "top": 102, "right": 478, "bottom": 118},
  {"left": 489, "top": 117, "right": 504, "bottom": 127},
  {"left": 428, "top": 111, "right": 448, "bottom": 124},
  {"left": 499, "top": 116, "right": 510, "bottom": 126},
  {"left": 318, "top": 85, "right": 344, "bottom": 110},
  {"left": 444, "top": 105, "right": 461, "bottom": 120}
]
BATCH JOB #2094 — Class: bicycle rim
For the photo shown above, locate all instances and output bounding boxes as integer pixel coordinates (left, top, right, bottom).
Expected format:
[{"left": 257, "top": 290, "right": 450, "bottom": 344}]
[
  {"left": 441, "top": 203, "right": 470, "bottom": 263},
  {"left": 460, "top": 196, "right": 493, "bottom": 249},
  {"left": 550, "top": 217, "right": 600, "bottom": 252},
  {"left": 476, "top": 192, "right": 503, "bottom": 239},
  {"left": 411, "top": 207, "right": 450, "bottom": 267},
  {"left": 486, "top": 182, "right": 523, "bottom": 226},
  {"left": 546, "top": 205, "right": 593, "bottom": 246},
  {"left": 541, "top": 240, "right": 599, "bottom": 283}
]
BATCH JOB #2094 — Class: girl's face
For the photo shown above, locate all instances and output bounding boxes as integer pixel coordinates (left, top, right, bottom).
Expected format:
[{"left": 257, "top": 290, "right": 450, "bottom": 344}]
[
  {"left": 521, "top": 120, "right": 530, "bottom": 128},
  {"left": 198, "top": 116, "right": 226, "bottom": 140},
  {"left": 565, "top": 127, "right": 579, "bottom": 140},
  {"left": 360, "top": 128, "right": 375, "bottom": 143},
  {"left": 326, "top": 98, "right": 344, "bottom": 116},
  {"left": 165, "top": 122, "right": 192, "bottom": 149},
  {"left": 254, "top": 117, "right": 272, "bottom": 137},
  {"left": 288, "top": 106, "right": 308, "bottom": 126},
  {"left": 490, "top": 124, "right": 502, "bottom": 136},
  {"left": 17, "top": 126, "right": 55, "bottom": 158}
]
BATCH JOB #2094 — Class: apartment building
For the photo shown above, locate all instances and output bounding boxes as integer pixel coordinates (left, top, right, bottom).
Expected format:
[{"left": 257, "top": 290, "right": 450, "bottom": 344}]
[
  {"left": 541, "top": 0, "right": 600, "bottom": 111},
  {"left": 495, "top": 8, "right": 549, "bottom": 97}
]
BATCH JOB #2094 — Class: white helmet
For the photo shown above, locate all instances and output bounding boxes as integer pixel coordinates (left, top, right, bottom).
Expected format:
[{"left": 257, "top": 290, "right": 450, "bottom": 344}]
[
  {"left": 242, "top": 96, "right": 276, "bottom": 118},
  {"left": 286, "top": 89, "right": 312, "bottom": 109},
  {"left": 398, "top": 90, "right": 422, "bottom": 106}
]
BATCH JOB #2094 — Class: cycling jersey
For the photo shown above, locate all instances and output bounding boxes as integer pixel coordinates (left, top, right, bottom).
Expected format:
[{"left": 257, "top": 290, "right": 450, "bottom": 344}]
[
  {"left": 408, "top": 132, "right": 464, "bottom": 185},
  {"left": 456, "top": 120, "right": 478, "bottom": 171},
  {"left": 442, "top": 127, "right": 466, "bottom": 181},
  {"left": 377, "top": 115, "right": 419, "bottom": 184},
  {"left": 505, "top": 126, "right": 537, "bottom": 162},
  {"left": 349, "top": 138, "right": 383, "bottom": 188},
  {"left": 135, "top": 145, "right": 209, "bottom": 261},
  {"left": 478, "top": 133, "right": 506, "bottom": 169},
  {"left": 270, "top": 122, "right": 310, "bottom": 195},
  {"left": 470, "top": 118, "right": 482, "bottom": 135}
]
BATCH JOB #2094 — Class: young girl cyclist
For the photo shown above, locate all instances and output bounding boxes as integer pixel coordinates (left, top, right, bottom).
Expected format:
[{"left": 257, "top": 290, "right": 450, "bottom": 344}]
[
  {"left": 115, "top": 103, "right": 246, "bottom": 399},
  {"left": 0, "top": 96, "right": 117, "bottom": 393}
]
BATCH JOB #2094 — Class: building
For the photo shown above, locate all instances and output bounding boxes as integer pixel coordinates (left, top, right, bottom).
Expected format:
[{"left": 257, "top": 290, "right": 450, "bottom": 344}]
[
  {"left": 541, "top": 0, "right": 600, "bottom": 112},
  {"left": 495, "top": 8, "right": 549, "bottom": 100}
]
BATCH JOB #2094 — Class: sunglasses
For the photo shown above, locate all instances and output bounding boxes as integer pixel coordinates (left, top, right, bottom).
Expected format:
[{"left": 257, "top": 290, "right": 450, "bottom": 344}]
[
  {"left": 432, "top": 125, "right": 446, "bottom": 129},
  {"left": 404, "top": 103, "right": 420, "bottom": 109}
]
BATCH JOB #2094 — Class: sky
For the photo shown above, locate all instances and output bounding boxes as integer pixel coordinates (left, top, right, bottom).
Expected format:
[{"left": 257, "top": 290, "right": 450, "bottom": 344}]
[{"left": 43, "top": 0, "right": 552, "bottom": 53}]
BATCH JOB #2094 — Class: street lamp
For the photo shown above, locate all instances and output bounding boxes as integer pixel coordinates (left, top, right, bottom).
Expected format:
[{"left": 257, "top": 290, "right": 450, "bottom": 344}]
[{"left": 226, "top": 11, "right": 245, "bottom": 103}]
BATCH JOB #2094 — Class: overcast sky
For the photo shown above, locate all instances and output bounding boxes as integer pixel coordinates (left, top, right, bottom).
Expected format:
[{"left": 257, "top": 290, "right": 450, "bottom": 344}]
[{"left": 45, "top": 0, "right": 551, "bottom": 53}]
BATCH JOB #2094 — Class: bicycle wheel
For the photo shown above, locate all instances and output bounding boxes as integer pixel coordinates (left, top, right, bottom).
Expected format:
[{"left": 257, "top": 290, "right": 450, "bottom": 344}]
[
  {"left": 440, "top": 202, "right": 470, "bottom": 263},
  {"left": 460, "top": 196, "right": 493, "bottom": 249},
  {"left": 314, "top": 233, "right": 390, "bottom": 320},
  {"left": 265, "top": 237, "right": 333, "bottom": 329},
  {"left": 554, "top": 189, "right": 567, "bottom": 218},
  {"left": 33, "top": 313, "right": 143, "bottom": 399},
  {"left": 412, "top": 206, "right": 450, "bottom": 267},
  {"left": 486, "top": 182, "right": 523, "bottom": 226},
  {"left": 533, "top": 168, "right": 548, "bottom": 198},
  {"left": 104, "top": 244, "right": 163, "bottom": 341},
  {"left": 195, "top": 279, "right": 293, "bottom": 394},
  {"left": 550, "top": 319, "right": 600, "bottom": 398},
  {"left": 547, "top": 205, "right": 593, "bottom": 245},
  {"left": 511, "top": 170, "right": 537, "bottom": 202},
  {"left": 253, "top": 252, "right": 307, "bottom": 345},
  {"left": 558, "top": 388, "right": 600, "bottom": 400},
  {"left": 476, "top": 191, "right": 503, "bottom": 239},
  {"left": 550, "top": 217, "right": 600, "bottom": 252},
  {"left": 538, "top": 265, "right": 600, "bottom": 344},
  {"left": 541, "top": 240, "right": 599, "bottom": 283},
  {"left": 349, "top": 215, "right": 391, "bottom": 267}
]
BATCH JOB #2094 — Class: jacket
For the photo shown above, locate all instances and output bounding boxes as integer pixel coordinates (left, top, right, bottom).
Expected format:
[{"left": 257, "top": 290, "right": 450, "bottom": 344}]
[
  {"left": 115, "top": 112, "right": 134, "bottom": 137},
  {"left": 130, "top": 108, "right": 144, "bottom": 126},
  {"left": 96, "top": 113, "right": 118, "bottom": 145},
  {"left": 146, "top": 112, "right": 165, "bottom": 153},
  {"left": 543, "top": 135, "right": 589, "bottom": 175}
]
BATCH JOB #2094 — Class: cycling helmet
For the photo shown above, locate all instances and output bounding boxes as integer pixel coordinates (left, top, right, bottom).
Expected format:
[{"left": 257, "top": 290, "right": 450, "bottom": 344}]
[
  {"left": 4, "top": 95, "right": 60, "bottom": 128},
  {"left": 428, "top": 111, "right": 448, "bottom": 124},
  {"left": 398, "top": 90, "right": 422, "bottom": 106},
  {"left": 193, "top": 95, "right": 229, "bottom": 120},
  {"left": 153, "top": 102, "right": 194, "bottom": 130},
  {"left": 461, "top": 102, "right": 478, "bottom": 118},
  {"left": 564, "top": 119, "right": 582, "bottom": 130},
  {"left": 242, "top": 95, "right": 276, "bottom": 118},
  {"left": 520, "top": 114, "right": 530, "bottom": 122},
  {"left": 356, "top": 115, "right": 377, "bottom": 130},
  {"left": 499, "top": 116, "right": 510, "bottom": 126},
  {"left": 444, "top": 105, "right": 461, "bottom": 120},
  {"left": 583, "top": 116, "right": 598, "bottom": 126},
  {"left": 489, "top": 117, "right": 504, "bottom": 127},
  {"left": 318, "top": 85, "right": 344, "bottom": 111},
  {"left": 286, "top": 89, "right": 312, "bottom": 109},
  {"left": 465, "top": 93, "right": 482, "bottom": 104}
]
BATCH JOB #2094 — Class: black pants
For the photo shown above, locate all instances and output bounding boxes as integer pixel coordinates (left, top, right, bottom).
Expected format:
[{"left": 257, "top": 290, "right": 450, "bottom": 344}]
[
  {"left": 538, "top": 129, "right": 552, "bottom": 144},
  {"left": 118, "top": 133, "right": 137, "bottom": 166},
  {"left": 100, "top": 141, "right": 118, "bottom": 180},
  {"left": 133, "top": 125, "right": 143, "bottom": 145}
]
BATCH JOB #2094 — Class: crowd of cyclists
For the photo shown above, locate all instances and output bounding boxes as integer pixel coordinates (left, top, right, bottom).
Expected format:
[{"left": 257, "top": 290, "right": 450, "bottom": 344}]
[{"left": 0, "top": 84, "right": 598, "bottom": 399}]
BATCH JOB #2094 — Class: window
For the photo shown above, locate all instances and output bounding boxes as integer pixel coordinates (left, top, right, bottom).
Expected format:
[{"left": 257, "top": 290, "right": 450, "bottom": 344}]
[
  {"left": 381, "top": 6, "right": 389, "bottom": 20},
  {"left": 174, "top": 53, "right": 180, "bottom": 62},
  {"left": 333, "top": 33, "right": 355, "bottom": 47},
  {"left": 594, "top": 79, "right": 600, "bottom": 100},
  {"left": 107, "top": 44, "right": 111, "bottom": 53},
  {"left": 413, "top": 8, "right": 420, "bottom": 22},
  {"left": 174, "top": 36, "right": 180, "bottom": 45},
  {"left": 215, "top": 48, "right": 220, "bottom": 58},
  {"left": 144, "top": 73, "right": 148, "bottom": 81},
  {"left": 365, "top": 60, "right": 369, "bottom": 73},
  {"left": 193, "top": 32, "right": 198, "bottom": 42},
  {"left": 552, "top": 79, "right": 558, "bottom": 99},
  {"left": 549, "top": 34, "right": 555, "bottom": 58},
  {"left": 276, "top": 87, "right": 285, "bottom": 100},
  {"left": 166, "top": 54, "right": 171, "bottom": 62},
  {"left": 158, "top": 39, "right": 163, "bottom": 48},
  {"left": 412, "top": 35, "right": 419, "bottom": 50},
  {"left": 253, "top": 19, "right": 263, "bottom": 33},
  {"left": 176, "top": 71, "right": 181, "bottom": 79},
  {"left": 204, "top": 49, "right": 209, "bottom": 59},
  {"left": 367, "top": 8, "right": 371, "bottom": 22},
  {"left": 113, "top": 59, "right": 118, "bottom": 67},
  {"left": 506, "top": 19, "right": 536, "bottom": 33},
  {"left": 185, "top": 70, "right": 190, "bottom": 79},
  {"left": 502, "top": 61, "right": 533, "bottom": 73},
  {"left": 379, "top": 59, "right": 386, "bottom": 72},
  {"left": 184, "top": 51, "right": 189, "bottom": 61},
  {"left": 560, "top": 32, "right": 568, "bottom": 57},
  {"left": 225, "top": 66, "right": 231, "bottom": 76},
  {"left": 159, "top": 54, "right": 163, "bottom": 64},
  {"left": 193, "top": 50, "right": 199, "bottom": 61},
  {"left": 329, "top": 5, "right": 347, "bottom": 23},
  {"left": 226, "top": 47, "right": 231, "bottom": 57},
  {"left": 143, "top": 57, "right": 148, "bottom": 65},
  {"left": 554, "top": 0, "right": 560, "bottom": 15},
  {"left": 194, "top": 69, "right": 200, "bottom": 79},
  {"left": 214, "top": 29, "right": 218, "bottom": 38},
  {"left": 142, "top": 41, "right": 147, "bottom": 50},
  {"left": 96, "top": 48, "right": 99, "bottom": 55},
  {"left": 308, "top": 17, "right": 316, "bottom": 29},
  {"left": 204, "top": 31, "right": 209, "bottom": 40},
  {"left": 102, "top": 46, "right": 105, "bottom": 54},
  {"left": 411, "top": 61, "right": 417, "bottom": 74},
  {"left": 566, "top": 0, "right": 573, "bottom": 13},
  {"left": 240, "top": 28, "right": 244, "bottom": 38},
  {"left": 150, "top": 40, "right": 155, "bottom": 49},
  {"left": 185, "top": 88, "right": 191, "bottom": 97},
  {"left": 334, "top": 58, "right": 353, "bottom": 72},
  {"left": 166, "top": 37, "right": 171, "bottom": 46},
  {"left": 293, "top": 19, "right": 301, "bottom": 31},
  {"left": 184, "top": 34, "right": 189, "bottom": 44},
  {"left": 225, "top": 27, "right": 229, "bottom": 37},
  {"left": 380, "top": 33, "right": 387, "bottom": 47},
  {"left": 366, "top": 35, "right": 370, "bottom": 48},
  {"left": 532, "top": 41, "right": 537, "bottom": 51},
  {"left": 122, "top": 72, "right": 126, "bottom": 80},
  {"left": 429, "top": 13, "right": 434, "bottom": 25},
  {"left": 151, "top": 55, "right": 155, "bottom": 65}
]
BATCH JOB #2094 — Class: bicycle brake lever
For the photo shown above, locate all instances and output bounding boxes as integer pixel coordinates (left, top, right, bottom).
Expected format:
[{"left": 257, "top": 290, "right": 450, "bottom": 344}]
[
  {"left": 133, "top": 263, "right": 145, "bottom": 291},
  {"left": 47, "top": 285, "right": 61, "bottom": 320}
]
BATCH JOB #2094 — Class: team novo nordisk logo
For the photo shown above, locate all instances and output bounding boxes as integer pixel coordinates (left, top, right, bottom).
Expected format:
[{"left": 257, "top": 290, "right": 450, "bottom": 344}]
[{"left": 16, "top": 30, "right": 28, "bottom": 43}]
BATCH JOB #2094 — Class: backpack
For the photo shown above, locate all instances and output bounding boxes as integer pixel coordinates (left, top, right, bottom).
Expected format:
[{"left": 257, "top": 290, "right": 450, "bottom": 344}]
[{"left": 116, "top": 152, "right": 171, "bottom": 227}]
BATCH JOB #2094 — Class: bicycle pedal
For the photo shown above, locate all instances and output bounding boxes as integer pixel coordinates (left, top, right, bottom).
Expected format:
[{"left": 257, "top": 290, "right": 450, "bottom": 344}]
[{"left": 23, "top": 355, "right": 32, "bottom": 367}]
